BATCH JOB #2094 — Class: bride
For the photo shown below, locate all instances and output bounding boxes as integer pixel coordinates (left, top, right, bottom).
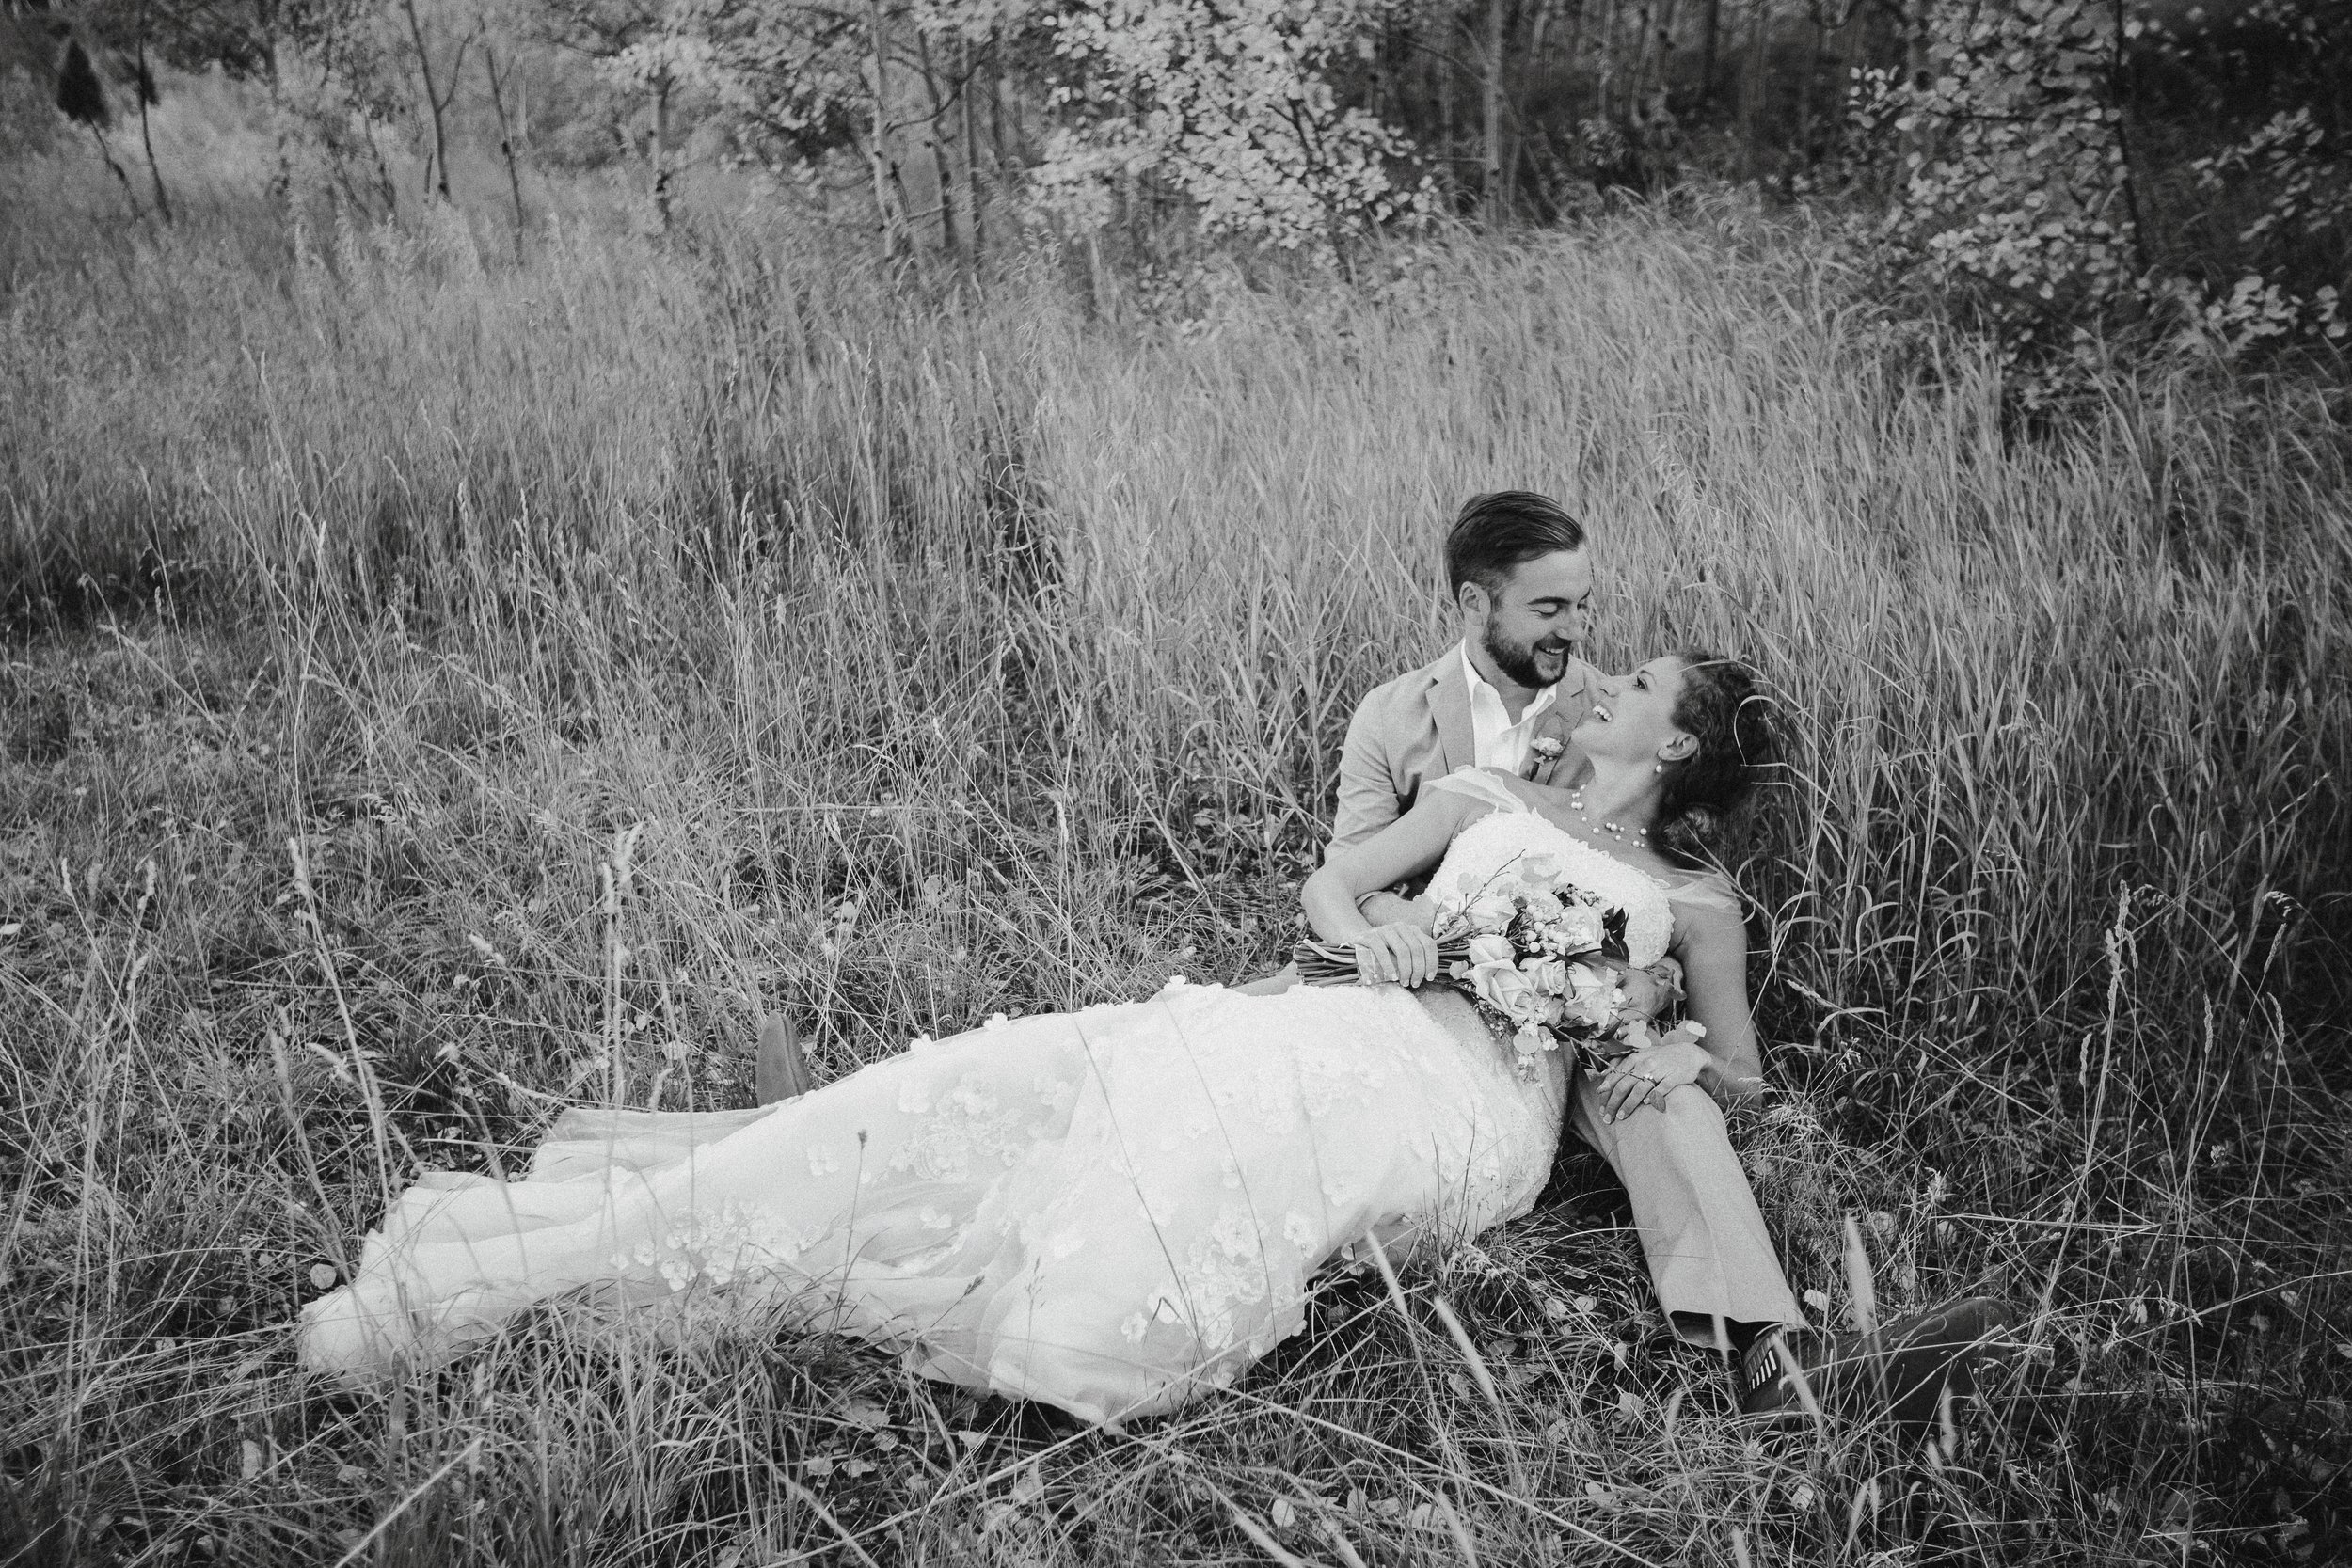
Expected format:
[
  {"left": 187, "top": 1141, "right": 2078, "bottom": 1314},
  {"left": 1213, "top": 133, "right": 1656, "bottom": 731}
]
[{"left": 299, "top": 650, "right": 2001, "bottom": 1428}]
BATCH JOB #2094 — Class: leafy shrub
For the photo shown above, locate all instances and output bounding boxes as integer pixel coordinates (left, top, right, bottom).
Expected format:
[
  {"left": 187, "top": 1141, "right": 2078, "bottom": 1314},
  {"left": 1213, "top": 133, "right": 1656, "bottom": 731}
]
[
  {"left": 1032, "top": 0, "right": 1431, "bottom": 258},
  {"left": 1849, "top": 0, "right": 2140, "bottom": 401},
  {"left": 1851, "top": 0, "right": 2346, "bottom": 399}
]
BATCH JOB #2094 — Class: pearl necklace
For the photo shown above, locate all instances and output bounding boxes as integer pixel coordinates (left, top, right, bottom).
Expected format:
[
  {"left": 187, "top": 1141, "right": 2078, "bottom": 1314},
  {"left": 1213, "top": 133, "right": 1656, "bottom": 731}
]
[{"left": 1567, "top": 788, "right": 1648, "bottom": 846}]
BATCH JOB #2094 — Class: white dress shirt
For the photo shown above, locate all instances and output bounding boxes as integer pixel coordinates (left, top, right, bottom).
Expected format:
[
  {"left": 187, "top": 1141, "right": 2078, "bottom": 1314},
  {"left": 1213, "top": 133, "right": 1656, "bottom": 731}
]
[{"left": 1459, "top": 642, "right": 1558, "bottom": 776}]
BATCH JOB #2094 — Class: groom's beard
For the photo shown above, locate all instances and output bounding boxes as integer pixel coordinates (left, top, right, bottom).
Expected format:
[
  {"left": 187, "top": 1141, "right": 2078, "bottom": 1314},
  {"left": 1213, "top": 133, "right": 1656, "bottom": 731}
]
[{"left": 1483, "top": 623, "right": 1574, "bottom": 689}]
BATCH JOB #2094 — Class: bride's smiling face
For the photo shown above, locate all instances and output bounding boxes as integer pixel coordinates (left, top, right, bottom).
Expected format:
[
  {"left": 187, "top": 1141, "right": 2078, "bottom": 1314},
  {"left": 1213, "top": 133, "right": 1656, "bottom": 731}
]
[{"left": 1572, "top": 657, "right": 1699, "bottom": 767}]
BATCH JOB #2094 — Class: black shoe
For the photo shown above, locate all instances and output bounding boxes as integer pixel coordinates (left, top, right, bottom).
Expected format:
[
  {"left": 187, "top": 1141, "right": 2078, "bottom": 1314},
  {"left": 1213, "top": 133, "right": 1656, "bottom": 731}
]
[
  {"left": 1871, "top": 1295, "right": 2016, "bottom": 1433},
  {"left": 1739, "top": 1296, "right": 2015, "bottom": 1436},
  {"left": 1737, "top": 1324, "right": 1840, "bottom": 1420}
]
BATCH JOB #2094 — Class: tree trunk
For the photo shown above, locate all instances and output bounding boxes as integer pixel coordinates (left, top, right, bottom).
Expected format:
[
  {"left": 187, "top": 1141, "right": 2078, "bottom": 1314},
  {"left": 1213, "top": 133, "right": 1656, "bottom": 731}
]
[
  {"left": 1437, "top": 8, "right": 1457, "bottom": 203},
  {"left": 989, "top": 25, "right": 1005, "bottom": 175},
  {"left": 483, "top": 39, "right": 527, "bottom": 261},
  {"left": 1794, "top": 6, "right": 1823, "bottom": 158},
  {"left": 650, "top": 68, "right": 673, "bottom": 234},
  {"left": 1594, "top": 0, "right": 1620, "bottom": 123},
  {"left": 961, "top": 32, "right": 982, "bottom": 259},
  {"left": 913, "top": 24, "right": 958, "bottom": 257},
  {"left": 400, "top": 0, "right": 451, "bottom": 200},
  {"left": 87, "top": 123, "right": 143, "bottom": 225},
  {"left": 2103, "top": 0, "right": 2147, "bottom": 275},
  {"left": 135, "top": 8, "right": 171, "bottom": 224},
  {"left": 866, "top": 0, "right": 905, "bottom": 261},
  {"left": 262, "top": 0, "right": 296, "bottom": 211},
  {"left": 1482, "top": 0, "right": 1505, "bottom": 225},
  {"left": 1697, "top": 0, "right": 1720, "bottom": 106},
  {"left": 1737, "top": 0, "right": 1767, "bottom": 179},
  {"left": 1832, "top": 0, "right": 1860, "bottom": 112}
]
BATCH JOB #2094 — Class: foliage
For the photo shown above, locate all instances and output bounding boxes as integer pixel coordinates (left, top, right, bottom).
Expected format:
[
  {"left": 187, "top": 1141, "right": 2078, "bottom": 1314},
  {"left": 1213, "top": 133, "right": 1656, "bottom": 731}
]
[
  {"left": 2166, "top": 102, "right": 2350, "bottom": 356},
  {"left": 1846, "top": 0, "right": 2348, "bottom": 400},
  {"left": 2197, "top": 106, "right": 2352, "bottom": 249},
  {"left": 618, "top": 0, "right": 863, "bottom": 158},
  {"left": 1849, "top": 0, "right": 2141, "bottom": 392},
  {"left": 1032, "top": 0, "right": 1432, "bottom": 257},
  {"left": 55, "top": 35, "right": 110, "bottom": 123},
  {"left": 603, "top": 0, "right": 1438, "bottom": 258}
]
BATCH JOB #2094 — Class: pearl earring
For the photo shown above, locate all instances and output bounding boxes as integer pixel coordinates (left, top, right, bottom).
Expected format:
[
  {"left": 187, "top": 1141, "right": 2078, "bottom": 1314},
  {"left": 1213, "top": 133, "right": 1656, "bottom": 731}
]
[{"left": 1653, "top": 763, "right": 1664, "bottom": 774}]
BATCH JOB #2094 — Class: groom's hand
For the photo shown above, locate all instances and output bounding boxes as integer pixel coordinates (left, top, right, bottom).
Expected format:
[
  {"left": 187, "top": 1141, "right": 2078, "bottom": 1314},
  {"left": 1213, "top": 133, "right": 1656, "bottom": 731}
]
[
  {"left": 1349, "top": 922, "right": 1442, "bottom": 989},
  {"left": 1612, "top": 957, "right": 1685, "bottom": 1022}
]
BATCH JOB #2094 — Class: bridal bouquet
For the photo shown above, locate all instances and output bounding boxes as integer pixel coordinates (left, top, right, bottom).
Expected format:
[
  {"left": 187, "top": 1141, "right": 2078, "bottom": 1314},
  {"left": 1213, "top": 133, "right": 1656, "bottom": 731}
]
[{"left": 1295, "top": 856, "right": 1695, "bottom": 1078}]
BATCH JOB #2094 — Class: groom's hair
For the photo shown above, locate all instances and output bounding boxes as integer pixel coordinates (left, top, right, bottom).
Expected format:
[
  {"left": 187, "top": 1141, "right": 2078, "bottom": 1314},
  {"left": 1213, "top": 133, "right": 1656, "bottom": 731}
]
[{"left": 1445, "top": 492, "right": 1587, "bottom": 598}]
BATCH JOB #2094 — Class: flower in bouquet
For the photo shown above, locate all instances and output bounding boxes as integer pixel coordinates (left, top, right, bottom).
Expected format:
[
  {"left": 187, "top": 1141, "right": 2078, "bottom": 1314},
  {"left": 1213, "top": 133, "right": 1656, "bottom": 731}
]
[
  {"left": 1463, "top": 893, "right": 1519, "bottom": 934},
  {"left": 1463, "top": 947, "right": 1541, "bottom": 1021},
  {"left": 1543, "top": 901, "right": 1606, "bottom": 955},
  {"left": 1557, "top": 960, "right": 1620, "bottom": 1032},
  {"left": 1463, "top": 932, "right": 1516, "bottom": 968},
  {"left": 1521, "top": 954, "right": 1570, "bottom": 996}
]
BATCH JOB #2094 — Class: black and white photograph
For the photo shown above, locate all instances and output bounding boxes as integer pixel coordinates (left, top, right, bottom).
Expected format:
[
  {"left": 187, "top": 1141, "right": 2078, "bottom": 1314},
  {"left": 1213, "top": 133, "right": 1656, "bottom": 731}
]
[{"left": 3, "top": 0, "right": 2346, "bottom": 1561}]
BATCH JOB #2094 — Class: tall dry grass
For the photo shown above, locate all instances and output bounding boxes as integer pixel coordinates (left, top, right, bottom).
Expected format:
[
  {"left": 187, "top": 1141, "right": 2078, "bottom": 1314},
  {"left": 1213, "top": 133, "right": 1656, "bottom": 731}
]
[{"left": 4, "top": 142, "right": 2349, "bottom": 1566}]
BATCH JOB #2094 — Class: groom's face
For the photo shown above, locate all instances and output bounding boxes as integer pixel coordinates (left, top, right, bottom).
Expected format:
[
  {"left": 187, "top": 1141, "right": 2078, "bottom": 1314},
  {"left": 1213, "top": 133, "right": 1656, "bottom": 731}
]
[{"left": 1470, "top": 547, "right": 1595, "bottom": 689}]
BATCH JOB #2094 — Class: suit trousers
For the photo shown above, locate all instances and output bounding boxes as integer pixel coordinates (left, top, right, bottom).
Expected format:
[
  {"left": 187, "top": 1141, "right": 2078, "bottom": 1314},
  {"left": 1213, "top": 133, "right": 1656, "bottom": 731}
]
[{"left": 1567, "top": 1075, "right": 1806, "bottom": 1340}]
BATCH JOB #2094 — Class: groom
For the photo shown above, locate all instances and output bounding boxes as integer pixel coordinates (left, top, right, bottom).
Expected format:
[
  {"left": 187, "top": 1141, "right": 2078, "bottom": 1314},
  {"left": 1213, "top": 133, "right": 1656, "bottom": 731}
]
[
  {"left": 1332, "top": 489, "right": 1601, "bottom": 866},
  {"left": 1334, "top": 493, "right": 1692, "bottom": 1016},
  {"left": 1234, "top": 491, "right": 1604, "bottom": 1001}
]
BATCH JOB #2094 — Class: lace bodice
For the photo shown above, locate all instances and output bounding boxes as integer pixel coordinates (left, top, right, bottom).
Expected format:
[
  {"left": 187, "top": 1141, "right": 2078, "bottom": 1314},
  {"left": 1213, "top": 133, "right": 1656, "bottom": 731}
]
[{"left": 1423, "top": 768, "right": 1737, "bottom": 967}]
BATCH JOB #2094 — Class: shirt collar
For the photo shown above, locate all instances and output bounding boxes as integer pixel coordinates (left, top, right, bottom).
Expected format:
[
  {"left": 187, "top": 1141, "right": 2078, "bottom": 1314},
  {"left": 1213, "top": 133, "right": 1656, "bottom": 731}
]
[{"left": 1458, "top": 642, "right": 1560, "bottom": 725}]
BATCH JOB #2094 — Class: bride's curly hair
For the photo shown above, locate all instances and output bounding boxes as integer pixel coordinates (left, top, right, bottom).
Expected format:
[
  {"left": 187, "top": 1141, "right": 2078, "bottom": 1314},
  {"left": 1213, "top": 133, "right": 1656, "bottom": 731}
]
[{"left": 1652, "top": 650, "right": 1783, "bottom": 872}]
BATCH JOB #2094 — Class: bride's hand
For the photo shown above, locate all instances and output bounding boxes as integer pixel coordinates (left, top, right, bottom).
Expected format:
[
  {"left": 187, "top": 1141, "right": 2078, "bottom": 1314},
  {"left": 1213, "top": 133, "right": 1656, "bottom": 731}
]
[
  {"left": 1595, "top": 1039, "right": 1710, "bottom": 1123},
  {"left": 1349, "top": 922, "right": 1442, "bottom": 988}
]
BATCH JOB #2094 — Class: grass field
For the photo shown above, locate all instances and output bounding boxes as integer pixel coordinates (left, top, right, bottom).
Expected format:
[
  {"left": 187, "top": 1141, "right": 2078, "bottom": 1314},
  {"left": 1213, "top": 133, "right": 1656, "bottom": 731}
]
[{"left": 5, "top": 131, "right": 2351, "bottom": 1564}]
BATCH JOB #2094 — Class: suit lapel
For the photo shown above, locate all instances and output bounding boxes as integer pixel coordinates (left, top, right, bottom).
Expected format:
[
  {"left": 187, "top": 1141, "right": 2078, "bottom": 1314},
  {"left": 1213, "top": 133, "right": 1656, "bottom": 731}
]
[
  {"left": 1428, "top": 650, "right": 1476, "bottom": 774},
  {"left": 1531, "top": 660, "right": 1602, "bottom": 785}
]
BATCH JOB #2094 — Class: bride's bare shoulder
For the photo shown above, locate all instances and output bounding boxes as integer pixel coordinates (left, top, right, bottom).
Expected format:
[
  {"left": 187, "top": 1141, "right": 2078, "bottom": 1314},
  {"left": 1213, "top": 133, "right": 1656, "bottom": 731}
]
[{"left": 1661, "top": 868, "right": 1747, "bottom": 937}]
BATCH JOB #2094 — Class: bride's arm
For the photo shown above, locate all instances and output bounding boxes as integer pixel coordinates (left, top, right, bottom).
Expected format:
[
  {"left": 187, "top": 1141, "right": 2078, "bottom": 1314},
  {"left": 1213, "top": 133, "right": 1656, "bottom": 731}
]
[
  {"left": 1676, "top": 904, "right": 1767, "bottom": 1104},
  {"left": 1300, "top": 790, "right": 1471, "bottom": 987},
  {"left": 1594, "top": 901, "right": 1766, "bottom": 1118}
]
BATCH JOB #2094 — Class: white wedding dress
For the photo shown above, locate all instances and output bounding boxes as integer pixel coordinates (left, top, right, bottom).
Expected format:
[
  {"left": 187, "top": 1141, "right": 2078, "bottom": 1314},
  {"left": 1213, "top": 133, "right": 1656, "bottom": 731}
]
[{"left": 299, "top": 771, "right": 1709, "bottom": 1424}]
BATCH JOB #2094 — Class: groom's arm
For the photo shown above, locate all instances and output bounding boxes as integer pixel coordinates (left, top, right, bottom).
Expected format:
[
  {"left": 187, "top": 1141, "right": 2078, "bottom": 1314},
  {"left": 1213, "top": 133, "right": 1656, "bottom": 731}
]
[
  {"left": 1332, "top": 691, "right": 1427, "bottom": 927},
  {"left": 1330, "top": 699, "right": 1403, "bottom": 853}
]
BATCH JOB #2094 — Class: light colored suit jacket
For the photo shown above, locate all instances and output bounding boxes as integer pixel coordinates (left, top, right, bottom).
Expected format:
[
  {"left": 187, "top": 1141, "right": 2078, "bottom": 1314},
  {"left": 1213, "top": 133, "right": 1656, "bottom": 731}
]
[{"left": 1331, "top": 648, "right": 1602, "bottom": 856}]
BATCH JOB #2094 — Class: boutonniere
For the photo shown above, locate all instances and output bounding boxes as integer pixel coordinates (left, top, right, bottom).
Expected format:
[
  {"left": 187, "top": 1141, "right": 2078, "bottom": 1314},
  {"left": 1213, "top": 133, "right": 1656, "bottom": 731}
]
[{"left": 1521, "top": 736, "right": 1565, "bottom": 780}]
